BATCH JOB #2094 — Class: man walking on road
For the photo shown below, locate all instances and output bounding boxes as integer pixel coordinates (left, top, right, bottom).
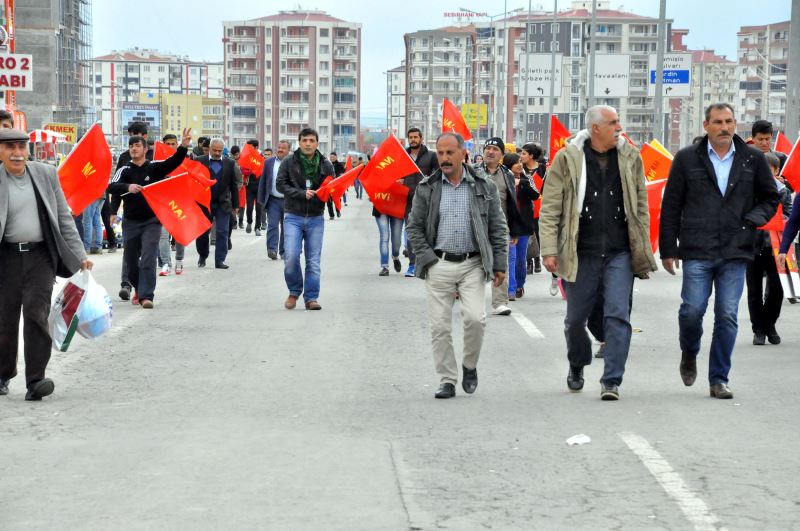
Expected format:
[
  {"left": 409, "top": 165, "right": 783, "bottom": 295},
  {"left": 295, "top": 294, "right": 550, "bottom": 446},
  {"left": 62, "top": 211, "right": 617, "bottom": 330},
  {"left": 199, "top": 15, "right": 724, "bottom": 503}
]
[
  {"left": 660, "top": 103, "right": 778, "bottom": 399},
  {"left": 407, "top": 132, "right": 508, "bottom": 399},
  {"left": 539, "top": 105, "right": 656, "bottom": 400},
  {"left": 277, "top": 128, "right": 334, "bottom": 310},
  {"left": 258, "top": 139, "right": 290, "bottom": 260},
  {"left": 0, "top": 128, "right": 92, "bottom": 401},
  {"left": 402, "top": 127, "right": 439, "bottom": 277}
]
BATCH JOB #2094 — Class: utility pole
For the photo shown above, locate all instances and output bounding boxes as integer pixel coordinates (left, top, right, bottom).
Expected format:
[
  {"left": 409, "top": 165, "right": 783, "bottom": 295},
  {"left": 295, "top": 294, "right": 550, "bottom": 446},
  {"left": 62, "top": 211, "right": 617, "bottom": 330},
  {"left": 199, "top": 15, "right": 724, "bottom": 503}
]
[
  {"left": 587, "top": 0, "right": 598, "bottom": 107},
  {"left": 653, "top": 0, "right": 667, "bottom": 143},
  {"left": 519, "top": 0, "right": 532, "bottom": 144},
  {"left": 547, "top": 0, "right": 558, "bottom": 151},
  {"left": 787, "top": 0, "right": 800, "bottom": 140}
]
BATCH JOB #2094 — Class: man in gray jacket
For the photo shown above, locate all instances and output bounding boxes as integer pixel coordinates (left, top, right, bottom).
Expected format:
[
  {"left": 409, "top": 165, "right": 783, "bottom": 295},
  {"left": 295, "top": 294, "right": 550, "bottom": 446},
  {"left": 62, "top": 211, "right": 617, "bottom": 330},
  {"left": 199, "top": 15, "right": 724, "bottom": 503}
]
[
  {"left": 407, "top": 132, "right": 508, "bottom": 399},
  {"left": 0, "top": 128, "right": 92, "bottom": 401}
]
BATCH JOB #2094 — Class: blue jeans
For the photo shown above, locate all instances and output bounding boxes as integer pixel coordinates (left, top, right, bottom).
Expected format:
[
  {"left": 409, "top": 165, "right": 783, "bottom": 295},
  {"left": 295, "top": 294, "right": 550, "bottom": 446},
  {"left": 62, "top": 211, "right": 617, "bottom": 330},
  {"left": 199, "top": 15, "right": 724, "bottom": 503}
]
[
  {"left": 563, "top": 253, "right": 633, "bottom": 386},
  {"left": 375, "top": 214, "right": 403, "bottom": 267},
  {"left": 679, "top": 259, "right": 747, "bottom": 385},
  {"left": 508, "top": 236, "right": 530, "bottom": 294},
  {"left": 354, "top": 179, "right": 363, "bottom": 199},
  {"left": 283, "top": 213, "right": 324, "bottom": 302},
  {"left": 265, "top": 196, "right": 285, "bottom": 255},
  {"left": 81, "top": 199, "right": 104, "bottom": 250}
]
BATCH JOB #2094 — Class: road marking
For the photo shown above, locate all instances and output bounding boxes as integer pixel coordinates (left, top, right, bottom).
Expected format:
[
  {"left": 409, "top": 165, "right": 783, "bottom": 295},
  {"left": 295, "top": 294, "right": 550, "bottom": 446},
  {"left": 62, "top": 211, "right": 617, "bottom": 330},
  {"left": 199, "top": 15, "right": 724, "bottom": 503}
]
[
  {"left": 619, "top": 432, "right": 727, "bottom": 531},
  {"left": 511, "top": 311, "right": 544, "bottom": 338}
]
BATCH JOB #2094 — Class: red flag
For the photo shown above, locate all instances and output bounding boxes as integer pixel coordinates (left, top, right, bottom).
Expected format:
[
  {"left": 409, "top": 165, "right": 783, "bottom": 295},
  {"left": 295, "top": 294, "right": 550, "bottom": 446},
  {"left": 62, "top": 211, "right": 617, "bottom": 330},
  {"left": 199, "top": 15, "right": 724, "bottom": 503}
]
[
  {"left": 781, "top": 138, "right": 800, "bottom": 191},
  {"left": 441, "top": 98, "right": 473, "bottom": 141},
  {"left": 153, "top": 142, "right": 215, "bottom": 208},
  {"left": 775, "top": 131, "right": 792, "bottom": 155},
  {"left": 640, "top": 143, "right": 673, "bottom": 182},
  {"left": 621, "top": 132, "right": 636, "bottom": 147},
  {"left": 549, "top": 115, "right": 570, "bottom": 164},
  {"left": 141, "top": 173, "right": 212, "bottom": 246},
  {"left": 238, "top": 143, "right": 265, "bottom": 176},
  {"left": 358, "top": 135, "right": 420, "bottom": 202},
  {"left": 316, "top": 165, "right": 362, "bottom": 211},
  {"left": 759, "top": 203, "right": 785, "bottom": 232},
  {"left": 646, "top": 178, "right": 667, "bottom": 253},
  {"left": 345, "top": 155, "right": 353, "bottom": 171},
  {"left": 57, "top": 123, "right": 112, "bottom": 216},
  {"left": 532, "top": 171, "right": 544, "bottom": 219}
]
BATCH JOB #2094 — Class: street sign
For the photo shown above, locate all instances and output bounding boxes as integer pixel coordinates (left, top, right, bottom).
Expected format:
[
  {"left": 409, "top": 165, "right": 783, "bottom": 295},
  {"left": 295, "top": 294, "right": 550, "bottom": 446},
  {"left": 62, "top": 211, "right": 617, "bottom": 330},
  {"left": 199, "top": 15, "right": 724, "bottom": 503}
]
[
  {"left": 461, "top": 103, "right": 487, "bottom": 129},
  {"left": 0, "top": 52, "right": 32, "bottom": 91},
  {"left": 592, "top": 54, "right": 631, "bottom": 98},
  {"left": 648, "top": 53, "right": 692, "bottom": 97},
  {"left": 517, "top": 53, "right": 563, "bottom": 98}
]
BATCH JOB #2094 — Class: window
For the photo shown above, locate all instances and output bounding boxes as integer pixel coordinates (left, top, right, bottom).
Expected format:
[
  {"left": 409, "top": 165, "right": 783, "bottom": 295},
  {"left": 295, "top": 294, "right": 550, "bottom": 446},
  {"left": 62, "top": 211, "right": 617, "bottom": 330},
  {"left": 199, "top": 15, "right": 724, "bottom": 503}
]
[
  {"left": 320, "top": 28, "right": 329, "bottom": 37},
  {"left": 319, "top": 93, "right": 329, "bottom": 103},
  {"left": 319, "top": 126, "right": 329, "bottom": 135},
  {"left": 320, "top": 45, "right": 329, "bottom": 54},
  {"left": 319, "top": 110, "right": 329, "bottom": 119},
  {"left": 320, "top": 61, "right": 329, "bottom": 71},
  {"left": 319, "top": 77, "right": 329, "bottom": 87}
]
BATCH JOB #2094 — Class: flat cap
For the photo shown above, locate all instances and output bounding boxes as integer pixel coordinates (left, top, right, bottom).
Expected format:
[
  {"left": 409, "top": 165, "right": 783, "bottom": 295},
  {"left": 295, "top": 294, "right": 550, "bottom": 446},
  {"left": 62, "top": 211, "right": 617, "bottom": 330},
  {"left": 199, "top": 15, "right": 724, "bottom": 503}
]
[{"left": 0, "top": 128, "right": 29, "bottom": 143}]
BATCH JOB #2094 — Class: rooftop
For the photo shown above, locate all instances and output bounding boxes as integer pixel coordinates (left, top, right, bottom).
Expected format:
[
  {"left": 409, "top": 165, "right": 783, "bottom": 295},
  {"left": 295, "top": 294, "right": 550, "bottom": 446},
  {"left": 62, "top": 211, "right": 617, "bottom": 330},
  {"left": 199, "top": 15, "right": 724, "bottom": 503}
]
[
  {"left": 691, "top": 49, "right": 734, "bottom": 64},
  {"left": 94, "top": 48, "right": 220, "bottom": 64},
  {"left": 256, "top": 10, "right": 348, "bottom": 24}
]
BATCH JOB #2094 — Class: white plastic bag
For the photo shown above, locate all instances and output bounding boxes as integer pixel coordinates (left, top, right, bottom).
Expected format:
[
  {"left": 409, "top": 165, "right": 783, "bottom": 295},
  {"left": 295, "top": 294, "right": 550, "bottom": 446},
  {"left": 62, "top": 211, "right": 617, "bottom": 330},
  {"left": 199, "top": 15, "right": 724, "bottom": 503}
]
[{"left": 48, "top": 270, "right": 113, "bottom": 352}]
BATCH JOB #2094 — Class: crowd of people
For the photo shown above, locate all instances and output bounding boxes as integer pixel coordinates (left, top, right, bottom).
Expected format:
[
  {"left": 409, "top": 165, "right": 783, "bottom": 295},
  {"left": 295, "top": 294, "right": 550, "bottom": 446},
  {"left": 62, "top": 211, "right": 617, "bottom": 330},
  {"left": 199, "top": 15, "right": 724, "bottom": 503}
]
[{"left": 0, "top": 101, "right": 797, "bottom": 403}]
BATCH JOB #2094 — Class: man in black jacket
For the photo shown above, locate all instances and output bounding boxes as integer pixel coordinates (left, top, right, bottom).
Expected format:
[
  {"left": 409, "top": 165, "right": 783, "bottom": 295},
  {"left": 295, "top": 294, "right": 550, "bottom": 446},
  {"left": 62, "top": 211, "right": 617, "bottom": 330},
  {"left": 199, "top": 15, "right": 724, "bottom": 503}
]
[
  {"left": 402, "top": 127, "right": 439, "bottom": 277},
  {"left": 194, "top": 138, "right": 241, "bottom": 269},
  {"left": 325, "top": 151, "right": 346, "bottom": 219},
  {"left": 660, "top": 103, "right": 779, "bottom": 399},
  {"left": 108, "top": 128, "right": 192, "bottom": 308},
  {"left": 276, "top": 128, "right": 334, "bottom": 310}
]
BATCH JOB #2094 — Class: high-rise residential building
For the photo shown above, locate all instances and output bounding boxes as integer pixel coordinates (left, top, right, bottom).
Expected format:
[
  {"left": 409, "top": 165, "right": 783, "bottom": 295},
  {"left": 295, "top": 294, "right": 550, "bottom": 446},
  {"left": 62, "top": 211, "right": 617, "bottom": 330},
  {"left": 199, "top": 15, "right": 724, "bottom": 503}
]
[
  {"left": 386, "top": 63, "right": 406, "bottom": 140},
  {"left": 91, "top": 48, "right": 223, "bottom": 145},
  {"left": 736, "top": 21, "right": 790, "bottom": 137},
  {"left": 222, "top": 10, "right": 361, "bottom": 153},
  {"left": 16, "top": 0, "right": 93, "bottom": 133},
  {"left": 678, "top": 50, "right": 738, "bottom": 147}
]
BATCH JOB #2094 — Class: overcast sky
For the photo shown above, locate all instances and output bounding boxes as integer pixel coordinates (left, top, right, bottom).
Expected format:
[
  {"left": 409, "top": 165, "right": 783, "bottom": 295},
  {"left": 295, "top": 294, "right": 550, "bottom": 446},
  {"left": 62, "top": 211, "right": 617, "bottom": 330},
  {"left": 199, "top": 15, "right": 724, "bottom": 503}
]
[{"left": 93, "top": 0, "right": 791, "bottom": 127}]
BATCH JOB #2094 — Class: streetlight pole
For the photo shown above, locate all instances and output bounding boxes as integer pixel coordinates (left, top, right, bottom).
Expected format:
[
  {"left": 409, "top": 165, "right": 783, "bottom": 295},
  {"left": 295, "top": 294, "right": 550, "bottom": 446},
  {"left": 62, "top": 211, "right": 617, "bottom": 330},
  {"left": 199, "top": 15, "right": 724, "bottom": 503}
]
[
  {"left": 518, "top": 0, "right": 532, "bottom": 144},
  {"left": 587, "top": 0, "right": 598, "bottom": 107},
  {"left": 547, "top": 0, "right": 558, "bottom": 151},
  {"left": 653, "top": 0, "right": 667, "bottom": 143}
]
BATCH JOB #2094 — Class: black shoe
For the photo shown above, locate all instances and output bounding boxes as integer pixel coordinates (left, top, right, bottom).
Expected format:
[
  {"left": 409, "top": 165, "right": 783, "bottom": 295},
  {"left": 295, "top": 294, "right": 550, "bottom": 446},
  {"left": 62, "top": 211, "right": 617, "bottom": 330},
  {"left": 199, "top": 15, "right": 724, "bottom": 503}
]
[
  {"left": 198, "top": 258, "right": 206, "bottom": 268},
  {"left": 329, "top": 216, "right": 335, "bottom": 220},
  {"left": 238, "top": 221, "right": 244, "bottom": 229},
  {"left": 246, "top": 223, "right": 252, "bottom": 233},
  {"left": 261, "top": 223, "right": 266, "bottom": 230},
  {"left": 0, "top": 378, "right": 9, "bottom": 395},
  {"left": 379, "top": 267, "right": 389, "bottom": 276},
  {"left": 526, "top": 260, "right": 533, "bottom": 274},
  {"left": 336, "top": 211, "right": 341, "bottom": 218},
  {"left": 534, "top": 257, "right": 542, "bottom": 273},
  {"left": 594, "top": 343, "right": 606, "bottom": 359},
  {"left": 567, "top": 365, "right": 584, "bottom": 392},
  {"left": 679, "top": 351, "right": 697, "bottom": 386},
  {"left": 435, "top": 383, "right": 456, "bottom": 399},
  {"left": 766, "top": 326, "right": 781, "bottom": 345},
  {"left": 215, "top": 262, "right": 230, "bottom": 269},
  {"left": 710, "top": 382, "right": 733, "bottom": 399},
  {"left": 25, "top": 378, "right": 54, "bottom": 401},
  {"left": 753, "top": 331, "right": 766, "bottom": 345},
  {"left": 255, "top": 228, "right": 262, "bottom": 236},
  {"left": 402, "top": 249, "right": 408, "bottom": 257},
  {"left": 393, "top": 258, "right": 402, "bottom": 273},
  {"left": 267, "top": 250, "right": 278, "bottom": 260},
  {"left": 228, "top": 240, "right": 232, "bottom": 251},
  {"left": 118, "top": 286, "right": 131, "bottom": 301},
  {"left": 462, "top": 366, "right": 478, "bottom": 394},
  {"left": 600, "top": 382, "right": 619, "bottom": 400}
]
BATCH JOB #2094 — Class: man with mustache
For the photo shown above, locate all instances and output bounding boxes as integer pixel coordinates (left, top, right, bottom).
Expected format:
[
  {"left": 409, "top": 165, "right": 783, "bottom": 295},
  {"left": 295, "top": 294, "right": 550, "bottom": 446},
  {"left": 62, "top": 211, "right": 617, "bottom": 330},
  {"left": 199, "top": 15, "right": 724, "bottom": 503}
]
[
  {"left": 660, "top": 103, "right": 778, "bottom": 399},
  {"left": 539, "top": 105, "right": 656, "bottom": 400},
  {"left": 0, "top": 128, "right": 92, "bottom": 401}
]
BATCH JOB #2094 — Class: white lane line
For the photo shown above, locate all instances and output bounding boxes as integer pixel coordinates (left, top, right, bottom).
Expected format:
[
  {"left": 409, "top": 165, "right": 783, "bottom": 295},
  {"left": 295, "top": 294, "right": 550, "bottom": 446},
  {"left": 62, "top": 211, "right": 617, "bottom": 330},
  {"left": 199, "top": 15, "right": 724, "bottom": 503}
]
[
  {"left": 619, "top": 432, "right": 728, "bottom": 531},
  {"left": 511, "top": 311, "right": 544, "bottom": 339}
]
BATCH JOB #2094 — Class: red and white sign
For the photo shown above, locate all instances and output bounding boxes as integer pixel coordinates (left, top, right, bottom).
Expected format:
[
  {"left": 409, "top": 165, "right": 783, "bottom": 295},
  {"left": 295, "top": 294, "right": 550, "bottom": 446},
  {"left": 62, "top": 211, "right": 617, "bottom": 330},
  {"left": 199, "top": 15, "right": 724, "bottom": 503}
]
[{"left": 0, "top": 53, "right": 32, "bottom": 91}]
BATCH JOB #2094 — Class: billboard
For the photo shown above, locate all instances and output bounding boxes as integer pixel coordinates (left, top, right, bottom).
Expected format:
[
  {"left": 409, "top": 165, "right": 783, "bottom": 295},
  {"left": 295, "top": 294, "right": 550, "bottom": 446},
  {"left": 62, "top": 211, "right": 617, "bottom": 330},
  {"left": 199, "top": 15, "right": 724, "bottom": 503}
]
[
  {"left": 0, "top": 52, "right": 32, "bottom": 91},
  {"left": 461, "top": 104, "right": 488, "bottom": 130},
  {"left": 43, "top": 122, "right": 77, "bottom": 143},
  {"left": 517, "top": 54, "right": 563, "bottom": 97},
  {"left": 121, "top": 102, "right": 161, "bottom": 139}
]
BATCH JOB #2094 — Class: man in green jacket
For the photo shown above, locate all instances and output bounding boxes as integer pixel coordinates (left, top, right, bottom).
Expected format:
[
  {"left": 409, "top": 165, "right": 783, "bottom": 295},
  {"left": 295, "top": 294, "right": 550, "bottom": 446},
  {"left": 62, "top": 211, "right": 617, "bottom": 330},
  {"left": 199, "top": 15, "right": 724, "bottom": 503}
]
[{"left": 539, "top": 105, "right": 657, "bottom": 400}]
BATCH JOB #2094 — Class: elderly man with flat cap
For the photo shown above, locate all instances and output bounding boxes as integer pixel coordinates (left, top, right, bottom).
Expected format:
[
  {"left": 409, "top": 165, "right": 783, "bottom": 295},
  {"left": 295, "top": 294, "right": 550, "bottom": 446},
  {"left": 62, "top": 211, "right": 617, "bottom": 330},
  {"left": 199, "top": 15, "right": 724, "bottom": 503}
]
[{"left": 0, "top": 128, "right": 92, "bottom": 401}]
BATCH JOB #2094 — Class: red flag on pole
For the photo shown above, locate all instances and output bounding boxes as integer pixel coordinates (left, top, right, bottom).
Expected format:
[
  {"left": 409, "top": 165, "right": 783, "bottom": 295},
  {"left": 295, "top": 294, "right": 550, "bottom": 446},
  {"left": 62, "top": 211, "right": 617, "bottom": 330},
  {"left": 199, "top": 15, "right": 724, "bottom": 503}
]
[
  {"left": 153, "top": 142, "right": 215, "bottom": 207},
  {"left": 640, "top": 143, "right": 673, "bottom": 182},
  {"left": 357, "top": 136, "right": 420, "bottom": 217},
  {"left": 316, "top": 165, "right": 362, "bottom": 211},
  {"left": 549, "top": 115, "right": 571, "bottom": 164},
  {"left": 140, "top": 173, "right": 212, "bottom": 246},
  {"left": 371, "top": 181, "right": 410, "bottom": 218},
  {"left": 780, "top": 138, "right": 800, "bottom": 191},
  {"left": 57, "top": 123, "right": 112, "bottom": 216},
  {"left": 775, "top": 131, "right": 793, "bottom": 155},
  {"left": 759, "top": 203, "right": 785, "bottom": 232},
  {"left": 345, "top": 155, "right": 353, "bottom": 171},
  {"left": 441, "top": 98, "right": 473, "bottom": 141},
  {"left": 238, "top": 143, "right": 265, "bottom": 176},
  {"left": 646, "top": 178, "right": 668, "bottom": 253}
]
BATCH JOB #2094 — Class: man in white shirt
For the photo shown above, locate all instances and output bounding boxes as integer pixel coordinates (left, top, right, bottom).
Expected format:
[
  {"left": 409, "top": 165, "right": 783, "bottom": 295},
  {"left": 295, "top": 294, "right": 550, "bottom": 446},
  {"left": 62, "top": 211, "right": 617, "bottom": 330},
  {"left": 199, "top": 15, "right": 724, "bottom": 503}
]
[{"left": 258, "top": 139, "right": 290, "bottom": 260}]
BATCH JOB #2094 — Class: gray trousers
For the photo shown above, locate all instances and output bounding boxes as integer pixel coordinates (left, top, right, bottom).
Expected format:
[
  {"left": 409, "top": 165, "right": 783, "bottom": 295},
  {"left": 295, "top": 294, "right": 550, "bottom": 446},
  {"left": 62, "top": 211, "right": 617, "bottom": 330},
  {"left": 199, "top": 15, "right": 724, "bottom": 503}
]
[
  {"left": 123, "top": 217, "right": 162, "bottom": 301},
  {"left": 158, "top": 227, "right": 184, "bottom": 267}
]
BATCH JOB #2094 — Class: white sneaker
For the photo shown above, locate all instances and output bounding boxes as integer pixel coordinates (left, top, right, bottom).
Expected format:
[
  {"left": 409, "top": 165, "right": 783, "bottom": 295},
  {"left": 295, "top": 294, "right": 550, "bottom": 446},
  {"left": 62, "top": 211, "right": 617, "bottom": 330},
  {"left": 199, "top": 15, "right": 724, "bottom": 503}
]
[
  {"left": 491, "top": 305, "right": 512, "bottom": 316},
  {"left": 159, "top": 264, "right": 170, "bottom": 276},
  {"left": 175, "top": 260, "right": 184, "bottom": 275},
  {"left": 549, "top": 277, "right": 559, "bottom": 296}
]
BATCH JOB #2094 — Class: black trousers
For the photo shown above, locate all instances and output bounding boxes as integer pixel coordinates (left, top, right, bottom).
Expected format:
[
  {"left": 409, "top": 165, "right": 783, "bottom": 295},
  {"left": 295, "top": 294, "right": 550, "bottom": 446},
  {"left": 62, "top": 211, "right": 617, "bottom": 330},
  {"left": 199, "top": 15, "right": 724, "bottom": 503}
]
[
  {"left": 403, "top": 214, "right": 416, "bottom": 265},
  {"left": 0, "top": 245, "right": 55, "bottom": 386},
  {"left": 746, "top": 247, "right": 783, "bottom": 333},
  {"left": 244, "top": 180, "right": 263, "bottom": 226},
  {"left": 326, "top": 198, "right": 340, "bottom": 218},
  {"left": 101, "top": 198, "right": 116, "bottom": 248}
]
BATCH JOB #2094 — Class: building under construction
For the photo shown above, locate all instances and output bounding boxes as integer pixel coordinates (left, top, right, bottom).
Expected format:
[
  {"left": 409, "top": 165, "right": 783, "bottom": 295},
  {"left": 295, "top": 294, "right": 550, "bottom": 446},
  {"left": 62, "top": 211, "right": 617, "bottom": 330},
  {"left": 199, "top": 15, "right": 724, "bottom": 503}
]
[{"left": 15, "top": 0, "right": 93, "bottom": 134}]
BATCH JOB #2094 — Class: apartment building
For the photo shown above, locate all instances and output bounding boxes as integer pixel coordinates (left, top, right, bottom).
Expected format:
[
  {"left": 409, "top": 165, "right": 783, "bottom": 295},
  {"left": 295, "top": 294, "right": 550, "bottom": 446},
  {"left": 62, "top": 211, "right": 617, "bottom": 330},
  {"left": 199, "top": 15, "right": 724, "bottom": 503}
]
[
  {"left": 222, "top": 10, "right": 361, "bottom": 153},
  {"left": 386, "top": 63, "right": 406, "bottom": 140}
]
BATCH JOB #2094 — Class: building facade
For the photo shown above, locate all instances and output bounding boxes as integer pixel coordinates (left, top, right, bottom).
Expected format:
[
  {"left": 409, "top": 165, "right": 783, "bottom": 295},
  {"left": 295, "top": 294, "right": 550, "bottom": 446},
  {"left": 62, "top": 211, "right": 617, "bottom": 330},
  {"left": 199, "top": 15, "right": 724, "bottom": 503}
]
[
  {"left": 91, "top": 48, "right": 223, "bottom": 146},
  {"left": 16, "top": 0, "right": 93, "bottom": 133},
  {"left": 386, "top": 64, "right": 406, "bottom": 140},
  {"left": 222, "top": 10, "right": 361, "bottom": 153}
]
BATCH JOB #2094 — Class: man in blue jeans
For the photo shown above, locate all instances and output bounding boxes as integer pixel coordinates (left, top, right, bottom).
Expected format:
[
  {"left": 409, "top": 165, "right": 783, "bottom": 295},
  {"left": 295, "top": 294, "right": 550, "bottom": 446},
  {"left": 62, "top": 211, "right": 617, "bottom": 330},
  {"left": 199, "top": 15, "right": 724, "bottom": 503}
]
[
  {"left": 660, "top": 103, "right": 778, "bottom": 399},
  {"left": 276, "top": 128, "right": 334, "bottom": 310},
  {"left": 257, "top": 140, "right": 290, "bottom": 260}
]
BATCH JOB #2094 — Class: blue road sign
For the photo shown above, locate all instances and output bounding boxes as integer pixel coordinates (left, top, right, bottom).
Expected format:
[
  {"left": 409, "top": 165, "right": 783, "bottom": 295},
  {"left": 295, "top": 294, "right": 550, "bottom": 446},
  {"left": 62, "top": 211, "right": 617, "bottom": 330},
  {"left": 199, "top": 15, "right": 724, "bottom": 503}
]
[{"left": 650, "top": 70, "right": 690, "bottom": 84}]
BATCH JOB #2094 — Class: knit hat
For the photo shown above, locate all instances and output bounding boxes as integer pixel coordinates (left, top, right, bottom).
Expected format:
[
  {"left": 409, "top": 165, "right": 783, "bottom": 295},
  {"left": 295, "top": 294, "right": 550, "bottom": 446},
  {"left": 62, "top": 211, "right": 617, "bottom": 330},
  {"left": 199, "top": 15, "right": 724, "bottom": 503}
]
[{"left": 484, "top": 137, "right": 505, "bottom": 151}]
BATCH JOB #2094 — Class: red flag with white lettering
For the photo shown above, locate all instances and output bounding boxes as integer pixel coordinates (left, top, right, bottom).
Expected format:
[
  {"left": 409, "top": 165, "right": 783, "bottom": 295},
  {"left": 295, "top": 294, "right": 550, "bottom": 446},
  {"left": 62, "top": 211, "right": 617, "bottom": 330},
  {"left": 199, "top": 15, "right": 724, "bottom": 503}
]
[
  {"left": 549, "top": 115, "right": 571, "bottom": 165},
  {"left": 57, "top": 123, "right": 112, "bottom": 215},
  {"left": 780, "top": 138, "right": 800, "bottom": 191},
  {"left": 238, "top": 143, "right": 265, "bottom": 176},
  {"left": 141, "top": 173, "right": 211, "bottom": 246},
  {"left": 357, "top": 135, "right": 420, "bottom": 216},
  {"left": 153, "top": 142, "right": 215, "bottom": 208},
  {"left": 316, "top": 165, "right": 362, "bottom": 211},
  {"left": 441, "top": 98, "right": 473, "bottom": 141}
]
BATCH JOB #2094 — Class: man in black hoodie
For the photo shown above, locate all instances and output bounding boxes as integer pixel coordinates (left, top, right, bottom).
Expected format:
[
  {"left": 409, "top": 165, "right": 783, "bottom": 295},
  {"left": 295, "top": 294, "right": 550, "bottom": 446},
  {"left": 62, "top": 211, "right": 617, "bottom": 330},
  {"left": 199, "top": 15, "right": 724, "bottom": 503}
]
[
  {"left": 276, "top": 128, "right": 334, "bottom": 310},
  {"left": 402, "top": 127, "right": 439, "bottom": 277},
  {"left": 108, "top": 128, "right": 192, "bottom": 308}
]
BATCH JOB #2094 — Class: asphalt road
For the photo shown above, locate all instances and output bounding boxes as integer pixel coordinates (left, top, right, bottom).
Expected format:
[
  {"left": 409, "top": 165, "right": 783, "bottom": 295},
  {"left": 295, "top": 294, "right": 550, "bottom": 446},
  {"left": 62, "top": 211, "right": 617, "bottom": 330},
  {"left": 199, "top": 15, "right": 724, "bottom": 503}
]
[{"left": 2, "top": 199, "right": 799, "bottom": 530}]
